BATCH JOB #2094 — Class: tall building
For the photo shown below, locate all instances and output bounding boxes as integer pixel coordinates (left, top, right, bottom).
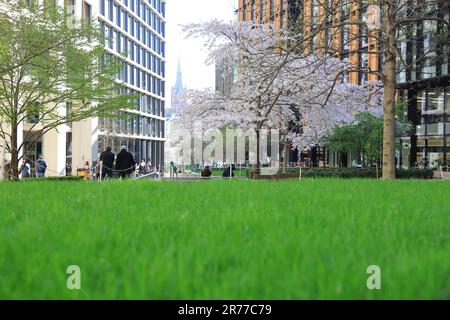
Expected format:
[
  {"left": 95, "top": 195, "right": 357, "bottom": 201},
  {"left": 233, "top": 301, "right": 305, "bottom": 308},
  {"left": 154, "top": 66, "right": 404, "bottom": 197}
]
[
  {"left": 396, "top": 4, "right": 450, "bottom": 169},
  {"left": 215, "top": 54, "right": 235, "bottom": 96},
  {"left": 215, "top": 6, "right": 237, "bottom": 95},
  {"left": 1, "top": 0, "right": 167, "bottom": 178},
  {"left": 238, "top": 0, "right": 450, "bottom": 169},
  {"left": 239, "top": 1, "right": 379, "bottom": 85},
  {"left": 164, "top": 59, "right": 187, "bottom": 164},
  {"left": 97, "top": 0, "right": 166, "bottom": 171},
  {"left": 239, "top": 0, "right": 294, "bottom": 30}
]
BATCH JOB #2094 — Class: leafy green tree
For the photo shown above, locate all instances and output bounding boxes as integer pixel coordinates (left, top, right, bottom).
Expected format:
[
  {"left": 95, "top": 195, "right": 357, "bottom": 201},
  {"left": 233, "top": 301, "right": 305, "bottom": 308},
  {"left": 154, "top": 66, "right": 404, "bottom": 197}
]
[
  {"left": 326, "top": 112, "right": 411, "bottom": 167},
  {"left": 0, "top": 1, "right": 136, "bottom": 179}
]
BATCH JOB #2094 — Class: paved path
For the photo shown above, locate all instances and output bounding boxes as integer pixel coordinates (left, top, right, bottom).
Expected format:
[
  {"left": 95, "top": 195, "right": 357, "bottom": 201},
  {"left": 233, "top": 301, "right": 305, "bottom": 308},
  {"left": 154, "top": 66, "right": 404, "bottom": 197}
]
[
  {"left": 434, "top": 171, "right": 450, "bottom": 180},
  {"left": 162, "top": 176, "right": 248, "bottom": 182}
]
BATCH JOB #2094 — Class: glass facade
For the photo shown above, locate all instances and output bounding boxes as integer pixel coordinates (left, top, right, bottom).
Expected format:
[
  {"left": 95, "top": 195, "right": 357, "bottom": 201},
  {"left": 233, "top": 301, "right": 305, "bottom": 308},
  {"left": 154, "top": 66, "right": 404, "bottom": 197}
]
[
  {"left": 98, "top": 0, "right": 166, "bottom": 167},
  {"left": 405, "top": 87, "right": 450, "bottom": 169},
  {"left": 397, "top": 4, "right": 450, "bottom": 170}
]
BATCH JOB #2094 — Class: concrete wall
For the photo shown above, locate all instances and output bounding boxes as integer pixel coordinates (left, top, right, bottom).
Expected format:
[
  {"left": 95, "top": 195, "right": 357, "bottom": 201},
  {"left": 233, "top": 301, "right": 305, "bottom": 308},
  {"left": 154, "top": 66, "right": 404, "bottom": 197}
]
[
  {"left": 42, "top": 127, "right": 67, "bottom": 177},
  {"left": 71, "top": 117, "right": 98, "bottom": 175}
]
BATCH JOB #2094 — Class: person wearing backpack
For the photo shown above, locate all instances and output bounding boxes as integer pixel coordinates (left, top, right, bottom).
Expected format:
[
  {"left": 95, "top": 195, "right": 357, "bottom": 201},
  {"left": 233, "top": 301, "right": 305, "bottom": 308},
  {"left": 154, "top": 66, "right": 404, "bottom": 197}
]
[{"left": 35, "top": 156, "right": 47, "bottom": 178}]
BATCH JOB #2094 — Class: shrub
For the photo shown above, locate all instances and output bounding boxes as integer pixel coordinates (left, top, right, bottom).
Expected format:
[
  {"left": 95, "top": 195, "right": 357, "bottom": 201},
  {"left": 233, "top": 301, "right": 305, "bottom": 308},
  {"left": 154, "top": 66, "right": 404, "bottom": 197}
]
[
  {"left": 247, "top": 167, "right": 434, "bottom": 180},
  {"left": 24, "top": 176, "right": 84, "bottom": 182}
]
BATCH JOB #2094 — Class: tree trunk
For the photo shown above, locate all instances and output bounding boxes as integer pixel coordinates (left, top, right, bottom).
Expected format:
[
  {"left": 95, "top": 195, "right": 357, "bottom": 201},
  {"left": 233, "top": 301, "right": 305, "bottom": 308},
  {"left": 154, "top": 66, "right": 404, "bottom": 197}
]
[
  {"left": 253, "top": 127, "right": 261, "bottom": 178},
  {"left": 382, "top": 2, "right": 397, "bottom": 180},
  {"left": 252, "top": 97, "right": 262, "bottom": 178},
  {"left": 10, "top": 123, "right": 19, "bottom": 180},
  {"left": 282, "top": 142, "right": 288, "bottom": 173}
]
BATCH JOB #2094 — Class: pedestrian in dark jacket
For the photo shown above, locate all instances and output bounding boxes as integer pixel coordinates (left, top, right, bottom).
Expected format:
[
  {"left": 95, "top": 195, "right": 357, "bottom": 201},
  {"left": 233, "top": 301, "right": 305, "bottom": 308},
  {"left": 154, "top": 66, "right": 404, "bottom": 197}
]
[
  {"left": 222, "top": 164, "right": 235, "bottom": 178},
  {"left": 100, "top": 146, "right": 115, "bottom": 178},
  {"left": 115, "top": 146, "right": 136, "bottom": 179},
  {"left": 35, "top": 156, "right": 47, "bottom": 178},
  {"left": 201, "top": 166, "right": 212, "bottom": 178}
]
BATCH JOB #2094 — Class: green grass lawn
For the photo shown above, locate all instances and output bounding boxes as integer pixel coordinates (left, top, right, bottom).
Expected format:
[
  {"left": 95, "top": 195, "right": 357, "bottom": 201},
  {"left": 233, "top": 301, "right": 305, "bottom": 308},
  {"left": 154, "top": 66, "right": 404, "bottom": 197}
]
[{"left": 0, "top": 179, "right": 449, "bottom": 299}]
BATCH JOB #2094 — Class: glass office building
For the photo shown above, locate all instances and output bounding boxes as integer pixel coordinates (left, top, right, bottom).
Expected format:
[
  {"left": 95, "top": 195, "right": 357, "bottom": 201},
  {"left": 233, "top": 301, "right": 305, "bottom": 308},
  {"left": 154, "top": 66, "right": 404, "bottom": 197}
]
[
  {"left": 97, "top": 0, "right": 166, "bottom": 168},
  {"left": 397, "top": 3, "right": 450, "bottom": 169}
]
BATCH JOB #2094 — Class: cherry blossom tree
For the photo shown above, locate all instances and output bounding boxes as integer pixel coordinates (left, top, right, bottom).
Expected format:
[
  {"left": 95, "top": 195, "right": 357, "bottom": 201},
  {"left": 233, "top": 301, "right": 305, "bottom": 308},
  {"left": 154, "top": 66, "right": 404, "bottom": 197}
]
[
  {"left": 289, "top": 81, "right": 384, "bottom": 151},
  {"left": 172, "top": 20, "right": 382, "bottom": 174}
]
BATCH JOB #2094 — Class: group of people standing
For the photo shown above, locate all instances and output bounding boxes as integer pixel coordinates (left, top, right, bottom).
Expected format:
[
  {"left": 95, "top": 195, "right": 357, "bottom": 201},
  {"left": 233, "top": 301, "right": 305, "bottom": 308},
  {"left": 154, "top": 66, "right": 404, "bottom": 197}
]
[
  {"left": 18, "top": 146, "right": 157, "bottom": 180},
  {"left": 19, "top": 156, "right": 47, "bottom": 179},
  {"left": 99, "top": 146, "right": 136, "bottom": 179},
  {"left": 98, "top": 146, "right": 158, "bottom": 180}
]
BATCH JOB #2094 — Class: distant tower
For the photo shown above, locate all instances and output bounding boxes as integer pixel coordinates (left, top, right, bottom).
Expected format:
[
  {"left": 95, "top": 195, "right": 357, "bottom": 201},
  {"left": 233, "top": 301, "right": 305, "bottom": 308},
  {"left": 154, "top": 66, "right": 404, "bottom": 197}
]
[
  {"left": 170, "top": 58, "right": 187, "bottom": 116},
  {"left": 175, "top": 59, "right": 183, "bottom": 95}
]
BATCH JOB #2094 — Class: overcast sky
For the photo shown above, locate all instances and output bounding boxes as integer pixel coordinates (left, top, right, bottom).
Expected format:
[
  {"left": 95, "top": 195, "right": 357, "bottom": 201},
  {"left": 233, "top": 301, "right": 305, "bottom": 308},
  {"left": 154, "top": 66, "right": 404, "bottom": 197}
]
[{"left": 165, "top": 0, "right": 237, "bottom": 99}]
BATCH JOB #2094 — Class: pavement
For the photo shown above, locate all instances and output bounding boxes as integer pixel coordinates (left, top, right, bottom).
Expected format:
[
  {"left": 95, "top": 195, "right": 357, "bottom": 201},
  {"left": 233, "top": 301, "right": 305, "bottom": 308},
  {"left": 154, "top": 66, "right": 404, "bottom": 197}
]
[{"left": 434, "top": 170, "right": 450, "bottom": 180}]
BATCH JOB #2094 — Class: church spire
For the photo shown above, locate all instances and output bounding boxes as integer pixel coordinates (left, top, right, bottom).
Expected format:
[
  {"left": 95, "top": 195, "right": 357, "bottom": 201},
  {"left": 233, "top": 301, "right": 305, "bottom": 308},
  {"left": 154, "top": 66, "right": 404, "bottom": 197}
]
[{"left": 175, "top": 58, "right": 183, "bottom": 94}]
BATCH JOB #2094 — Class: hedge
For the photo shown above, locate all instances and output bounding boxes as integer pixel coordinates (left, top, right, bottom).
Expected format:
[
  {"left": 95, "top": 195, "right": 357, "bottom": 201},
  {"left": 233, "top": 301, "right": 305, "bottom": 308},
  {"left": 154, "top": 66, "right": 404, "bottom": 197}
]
[
  {"left": 23, "top": 176, "right": 84, "bottom": 182},
  {"left": 246, "top": 167, "right": 434, "bottom": 180}
]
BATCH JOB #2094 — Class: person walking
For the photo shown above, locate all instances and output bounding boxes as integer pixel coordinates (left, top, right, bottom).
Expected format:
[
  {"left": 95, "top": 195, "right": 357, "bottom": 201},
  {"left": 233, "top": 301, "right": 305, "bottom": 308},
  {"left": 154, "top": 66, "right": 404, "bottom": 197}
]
[
  {"left": 35, "top": 156, "right": 47, "bottom": 178},
  {"left": 115, "top": 145, "right": 136, "bottom": 179},
  {"left": 83, "top": 161, "right": 91, "bottom": 181},
  {"left": 170, "top": 161, "right": 178, "bottom": 179},
  {"left": 146, "top": 161, "right": 152, "bottom": 173},
  {"left": 100, "top": 146, "right": 115, "bottom": 179},
  {"left": 20, "top": 159, "right": 31, "bottom": 179},
  {"left": 139, "top": 160, "right": 147, "bottom": 176}
]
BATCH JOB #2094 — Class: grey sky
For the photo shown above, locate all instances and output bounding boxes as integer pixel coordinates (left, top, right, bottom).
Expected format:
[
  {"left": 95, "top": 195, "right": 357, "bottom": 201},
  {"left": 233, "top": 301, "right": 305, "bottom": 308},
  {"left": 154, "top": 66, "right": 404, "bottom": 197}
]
[{"left": 166, "top": 0, "right": 237, "bottom": 99}]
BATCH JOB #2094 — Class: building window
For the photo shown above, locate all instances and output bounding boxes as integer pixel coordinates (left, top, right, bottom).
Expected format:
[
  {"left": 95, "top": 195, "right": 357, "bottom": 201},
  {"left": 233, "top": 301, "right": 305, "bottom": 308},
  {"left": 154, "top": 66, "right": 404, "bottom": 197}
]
[
  {"left": 342, "top": 24, "right": 349, "bottom": 53},
  {"left": 422, "top": 20, "right": 437, "bottom": 79},
  {"left": 251, "top": 0, "right": 255, "bottom": 21},
  {"left": 445, "top": 89, "right": 450, "bottom": 113},
  {"left": 82, "top": 1, "right": 91, "bottom": 21},
  {"left": 417, "top": 90, "right": 427, "bottom": 115},
  {"left": 260, "top": 0, "right": 266, "bottom": 24},
  {"left": 108, "top": 27, "right": 113, "bottom": 49},
  {"left": 100, "top": 0, "right": 105, "bottom": 15},
  {"left": 130, "top": 16, "right": 135, "bottom": 36},
  {"left": 311, "top": 0, "right": 318, "bottom": 26},
  {"left": 116, "top": 4, "right": 121, "bottom": 28},
  {"left": 427, "top": 89, "right": 445, "bottom": 113},
  {"left": 280, "top": 0, "right": 285, "bottom": 29},
  {"left": 397, "top": 39, "right": 407, "bottom": 83},
  {"left": 108, "top": 0, "right": 113, "bottom": 21},
  {"left": 269, "top": 0, "right": 274, "bottom": 21},
  {"left": 360, "top": 52, "right": 369, "bottom": 85},
  {"left": 67, "top": 0, "right": 76, "bottom": 15}
]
